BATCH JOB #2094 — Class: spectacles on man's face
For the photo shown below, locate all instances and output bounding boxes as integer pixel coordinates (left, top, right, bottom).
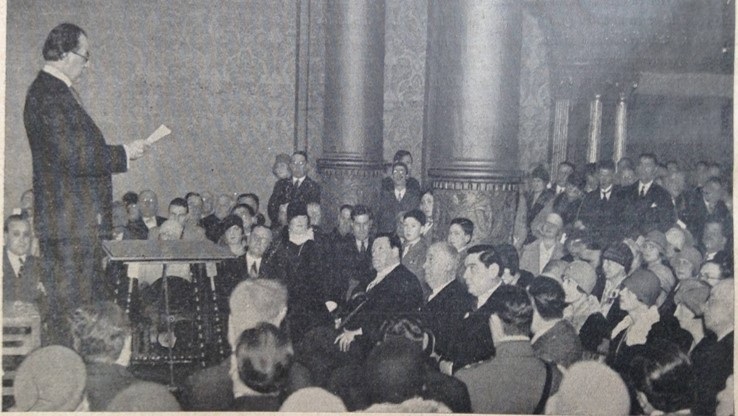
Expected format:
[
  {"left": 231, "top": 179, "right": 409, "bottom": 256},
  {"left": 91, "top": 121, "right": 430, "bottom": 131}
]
[{"left": 70, "top": 50, "right": 90, "bottom": 63}]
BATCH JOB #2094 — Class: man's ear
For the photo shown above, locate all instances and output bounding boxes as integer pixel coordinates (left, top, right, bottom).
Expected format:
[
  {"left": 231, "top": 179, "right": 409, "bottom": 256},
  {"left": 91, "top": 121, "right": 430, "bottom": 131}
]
[{"left": 488, "top": 263, "right": 500, "bottom": 278}]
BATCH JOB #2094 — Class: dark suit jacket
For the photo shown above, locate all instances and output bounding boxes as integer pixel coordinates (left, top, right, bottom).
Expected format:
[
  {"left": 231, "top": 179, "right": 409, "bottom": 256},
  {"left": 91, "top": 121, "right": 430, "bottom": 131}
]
[
  {"left": 376, "top": 187, "right": 421, "bottom": 233},
  {"left": 402, "top": 239, "right": 430, "bottom": 298},
  {"left": 617, "top": 181, "right": 675, "bottom": 238},
  {"left": 2, "top": 250, "right": 44, "bottom": 311},
  {"left": 125, "top": 218, "right": 149, "bottom": 240},
  {"left": 343, "top": 264, "right": 423, "bottom": 343},
  {"left": 420, "top": 279, "right": 474, "bottom": 358},
  {"left": 576, "top": 186, "right": 624, "bottom": 246},
  {"left": 330, "top": 235, "right": 374, "bottom": 303},
  {"left": 682, "top": 193, "right": 732, "bottom": 240},
  {"left": 267, "top": 176, "right": 322, "bottom": 225},
  {"left": 24, "top": 71, "right": 128, "bottom": 241}
]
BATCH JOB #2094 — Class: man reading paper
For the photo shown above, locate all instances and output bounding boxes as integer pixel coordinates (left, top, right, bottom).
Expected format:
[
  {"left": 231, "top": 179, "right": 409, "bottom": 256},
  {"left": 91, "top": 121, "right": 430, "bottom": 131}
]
[{"left": 24, "top": 23, "right": 149, "bottom": 345}]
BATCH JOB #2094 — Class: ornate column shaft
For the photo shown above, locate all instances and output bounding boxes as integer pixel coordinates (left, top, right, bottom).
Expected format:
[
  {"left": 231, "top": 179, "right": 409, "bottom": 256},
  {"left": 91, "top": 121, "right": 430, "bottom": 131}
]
[
  {"left": 613, "top": 93, "right": 628, "bottom": 163},
  {"left": 551, "top": 98, "right": 571, "bottom": 172},
  {"left": 318, "top": 0, "right": 385, "bottom": 230},
  {"left": 587, "top": 94, "right": 602, "bottom": 163},
  {"left": 425, "top": 0, "right": 523, "bottom": 244}
]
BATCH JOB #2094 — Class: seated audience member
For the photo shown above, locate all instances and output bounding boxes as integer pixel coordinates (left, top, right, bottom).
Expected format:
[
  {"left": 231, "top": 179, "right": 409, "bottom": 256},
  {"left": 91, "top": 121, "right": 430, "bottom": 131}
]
[
  {"left": 362, "top": 338, "right": 450, "bottom": 412},
  {"left": 122, "top": 191, "right": 147, "bottom": 239},
  {"left": 182, "top": 279, "right": 296, "bottom": 410},
  {"left": 215, "top": 215, "right": 249, "bottom": 305},
  {"left": 237, "top": 193, "right": 266, "bottom": 227},
  {"left": 105, "top": 381, "right": 181, "bottom": 411},
  {"left": 673, "top": 280, "right": 715, "bottom": 370},
  {"left": 420, "top": 242, "right": 474, "bottom": 358},
  {"left": 280, "top": 387, "right": 347, "bottom": 412},
  {"left": 244, "top": 224, "right": 275, "bottom": 280},
  {"left": 528, "top": 276, "right": 583, "bottom": 368},
  {"left": 447, "top": 217, "right": 474, "bottom": 279},
  {"left": 381, "top": 150, "right": 421, "bottom": 193},
  {"left": 70, "top": 301, "right": 139, "bottom": 411},
  {"left": 700, "top": 219, "right": 732, "bottom": 271},
  {"left": 699, "top": 260, "right": 730, "bottom": 287},
  {"left": 684, "top": 175, "right": 732, "bottom": 240},
  {"left": 544, "top": 360, "right": 630, "bottom": 416},
  {"left": 532, "top": 170, "right": 586, "bottom": 231},
  {"left": 670, "top": 246, "right": 703, "bottom": 282},
  {"left": 524, "top": 165, "right": 556, "bottom": 244},
  {"left": 11, "top": 346, "right": 88, "bottom": 411},
  {"left": 496, "top": 242, "right": 535, "bottom": 288},
  {"left": 138, "top": 189, "right": 166, "bottom": 230},
  {"left": 202, "top": 193, "right": 235, "bottom": 242},
  {"left": 439, "top": 245, "right": 505, "bottom": 373},
  {"left": 540, "top": 259, "right": 569, "bottom": 283},
  {"left": 201, "top": 190, "right": 214, "bottom": 217},
  {"left": 331, "top": 205, "right": 374, "bottom": 302},
  {"left": 618, "top": 165, "right": 638, "bottom": 187},
  {"left": 561, "top": 261, "right": 602, "bottom": 334},
  {"left": 576, "top": 159, "right": 622, "bottom": 248},
  {"left": 598, "top": 242, "right": 634, "bottom": 321},
  {"left": 639, "top": 230, "right": 677, "bottom": 306},
  {"left": 231, "top": 203, "right": 256, "bottom": 239},
  {"left": 456, "top": 284, "right": 562, "bottom": 414},
  {"left": 151, "top": 197, "right": 206, "bottom": 241},
  {"left": 185, "top": 191, "right": 206, "bottom": 225},
  {"left": 519, "top": 213, "right": 566, "bottom": 276},
  {"left": 218, "top": 214, "right": 246, "bottom": 254},
  {"left": 551, "top": 161, "right": 575, "bottom": 195},
  {"left": 418, "top": 189, "right": 439, "bottom": 243},
  {"left": 617, "top": 153, "right": 675, "bottom": 238},
  {"left": 401, "top": 209, "right": 430, "bottom": 297},
  {"left": 629, "top": 341, "right": 696, "bottom": 415},
  {"left": 663, "top": 170, "right": 690, "bottom": 227},
  {"left": 267, "top": 202, "right": 331, "bottom": 342},
  {"left": 3, "top": 215, "right": 45, "bottom": 314},
  {"left": 376, "top": 161, "right": 421, "bottom": 233},
  {"left": 692, "top": 279, "right": 734, "bottom": 415},
  {"left": 606, "top": 269, "right": 663, "bottom": 374},
  {"left": 329, "top": 204, "right": 354, "bottom": 243},
  {"left": 111, "top": 200, "right": 130, "bottom": 240},
  {"left": 267, "top": 151, "right": 321, "bottom": 227},
  {"left": 231, "top": 323, "right": 295, "bottom": 411}
]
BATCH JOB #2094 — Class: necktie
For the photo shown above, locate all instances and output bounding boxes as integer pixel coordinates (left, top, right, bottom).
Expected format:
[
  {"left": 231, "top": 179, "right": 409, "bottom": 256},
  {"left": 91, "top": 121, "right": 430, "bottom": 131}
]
[
  {"left": 69, "top": 86, "right": 83, "bottom": 107},
  {"left": 639, "top": 185, "right": 645, "bottom": 198},
  {"left": 17, "top": 257, "right": 25, "bottom": 279},
  {"left": 250, "top": 261, "right": 258, "bottom": 278},
  {"left": 601, "top": 191, "right": 609, "bottom": 201},
  {"left": 360, "top": 240, "right": 366, "bottom": 254}
]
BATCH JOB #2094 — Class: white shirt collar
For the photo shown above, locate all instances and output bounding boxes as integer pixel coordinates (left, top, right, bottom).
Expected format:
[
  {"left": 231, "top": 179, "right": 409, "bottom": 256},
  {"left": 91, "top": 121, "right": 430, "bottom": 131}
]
[
  {"left": 245, "top": 253, "right": 261, "bottom": 267},
  {"left": 639, "top": 180, "right": 653, "bottom": 194},
  {"left": 6, "top": 250, "right": 26, "bottom": 275},
  {"left": 142, "top": 217, "right": 158, "bottom": 229},
  {"left": 428, "top": 279, "right": 454, "bottom": 302},
  {"left": 476, "top": 280, "right": 502, "bottom": 309},
  {"left": 42, "top": 64, "right": 72, "bottom": 87}
]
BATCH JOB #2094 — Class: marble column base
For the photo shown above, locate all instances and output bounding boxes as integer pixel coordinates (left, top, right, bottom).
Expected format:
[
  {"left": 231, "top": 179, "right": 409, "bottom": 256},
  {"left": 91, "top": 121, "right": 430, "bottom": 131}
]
[
  {"left": 317, "top": 159, "right": 384, "bottom": 232},
  {"left": 431, "top": 178, "right": 520, "bottom": 245}
]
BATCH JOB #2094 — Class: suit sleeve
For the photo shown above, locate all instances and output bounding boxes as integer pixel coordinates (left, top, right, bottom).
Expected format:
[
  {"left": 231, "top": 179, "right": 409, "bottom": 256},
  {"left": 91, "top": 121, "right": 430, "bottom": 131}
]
[
  {"left": 267, "top": 180, "right": 285, "bottom": 225},
  {"left": 43, "top": 101, "right": 127, "bottom": 177}
]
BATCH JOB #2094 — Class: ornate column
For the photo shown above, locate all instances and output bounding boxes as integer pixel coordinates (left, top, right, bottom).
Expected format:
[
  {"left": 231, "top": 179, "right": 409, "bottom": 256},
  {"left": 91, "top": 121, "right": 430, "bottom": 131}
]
[
  {"left": 586, "top": 94, "right": 603, "bottom": 163},
  {"left": 613, "top": 92, "right": 628, "bottom": 163},
  {"left": 318, "top": 0, "right": 385, "bottom": 230},
  {"left": 551, "top": 98, "right": 571, "bottom": 172},
  {"left": 425, "top": 0, "right": 523, "bottom": 244}
]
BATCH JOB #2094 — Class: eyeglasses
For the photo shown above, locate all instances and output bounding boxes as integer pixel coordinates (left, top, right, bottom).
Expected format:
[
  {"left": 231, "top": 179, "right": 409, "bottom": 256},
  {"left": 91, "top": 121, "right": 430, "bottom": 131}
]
[{"left": 70, "top": 50, "right": 90, "bottom": 63}]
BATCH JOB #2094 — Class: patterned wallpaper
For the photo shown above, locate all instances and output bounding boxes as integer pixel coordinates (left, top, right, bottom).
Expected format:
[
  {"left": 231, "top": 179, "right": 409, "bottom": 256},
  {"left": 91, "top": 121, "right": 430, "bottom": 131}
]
[{"left": 5, "top": 0, "right": 299, "bottom": 215}]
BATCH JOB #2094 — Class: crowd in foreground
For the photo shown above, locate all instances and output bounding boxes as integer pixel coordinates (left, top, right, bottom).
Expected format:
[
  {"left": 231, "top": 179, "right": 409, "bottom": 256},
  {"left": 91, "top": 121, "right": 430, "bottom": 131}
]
[{"left": 3, "top": 150, "right": 734, "bottom": 414}]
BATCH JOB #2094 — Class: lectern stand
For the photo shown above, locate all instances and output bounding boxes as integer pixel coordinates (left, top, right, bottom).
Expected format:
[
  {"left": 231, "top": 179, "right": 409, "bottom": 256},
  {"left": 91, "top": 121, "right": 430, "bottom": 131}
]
[{"left": 102, "top": 240, "right": 234, "bottom": 388}]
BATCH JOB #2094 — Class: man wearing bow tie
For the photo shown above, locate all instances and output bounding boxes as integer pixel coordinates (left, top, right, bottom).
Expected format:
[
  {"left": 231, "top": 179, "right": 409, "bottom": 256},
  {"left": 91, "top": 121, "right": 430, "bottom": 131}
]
[{"left": 267, "top": 151, "right": 322, "bottom": 226}]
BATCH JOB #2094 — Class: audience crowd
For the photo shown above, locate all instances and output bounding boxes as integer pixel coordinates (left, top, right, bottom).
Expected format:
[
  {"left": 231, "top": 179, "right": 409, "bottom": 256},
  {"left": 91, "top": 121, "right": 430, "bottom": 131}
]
[{"left": 3, "top": 150, "right": 734, "bottom": 414}]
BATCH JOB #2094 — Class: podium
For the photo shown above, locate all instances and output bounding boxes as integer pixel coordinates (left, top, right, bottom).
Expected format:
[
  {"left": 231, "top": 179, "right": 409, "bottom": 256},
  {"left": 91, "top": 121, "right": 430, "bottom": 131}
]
[{"left": 102, "top": 240, "right": 234, "bottom": 387}]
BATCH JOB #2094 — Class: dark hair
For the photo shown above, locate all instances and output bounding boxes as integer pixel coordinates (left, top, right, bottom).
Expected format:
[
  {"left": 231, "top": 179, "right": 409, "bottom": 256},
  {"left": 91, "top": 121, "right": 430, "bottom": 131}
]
[
  {"left": 467, "top": 244, "right": 504, "bottom": 277},
  {"left": 292, "top": 150, "right": 308, "bottom": 163},
  {"left": 339, "top": 204, "right": 354, "bottom": 215},
  {"left": 393, "top": 150, "right": 412, "bottom": 163},
  {"left": 420, "top": 188, "right": 433, "bottom": 199},
  {"left": 184, "top": 192, "right": 201, "bottom": 201},
  {"left": 403, "top": 209, "right": 427, "bottom": 226},
  {"left": 527, "top": 276, "right": 566, "bottom": 320},
  {"left": 374, "top": 232, "right": 403, "bottom": 257},
  {"left": 231, "top": 203, "right": 256, "bottom": 218},
  {"left": 391, "top": 161, "right": 409, "bottom": 175},
  {"left": 629, "top": 340, "right": 695, "bottom": 413},
  {"left": 364, "top": 338, "right": 424, "bottom": 405},
  {"left": 122, "top": 191, "right": 138, "bottom": 206},
  {"left": 238, "top": 193, "right": 260, "bottom": 208},
  {"left": 450, "top": 217, "right": 474, "bottom": 237},
  {"left": 559, "top": 161, "right": 575, "bottom": 171},
  {"left": 598, "top": 159, "right": 616, "bottom": 172},
  {"left": 566, "top": 171, "right": 587, "bottom": 190},
  {"left": 639, "top": 153, "right": 658, "bottom": 165},
  {"left": 704, "top": 176, "right": 724, "bottom": 188},
  {"left": 4, "top": 214, "right": 27, "bottom": 232},
  {"left": 379, "top": 316, "right": 433, "bottom": 356},
  {"left": 70, "top": 301, "right": 130, "bottom": 363},
  {"left": 236, "top": 322, "right": 293, "bottom": 394},
  {"left": 169, "top": 197, "right": 188, "bottom": 213},
  {"left": 493, "top": 285, "right": 534, "bottom": 336},
  {"left": 584, "top": 162, "right": 597, "bottom": 176},
  {"left": 495, "top": 243, "right": 520, "bottom": 275},
  {"left": 351, "top": 204, "right": 373, "bottom": 221},
  {"left": 43, "top": 23, "right": 86, "bottom": 61}
]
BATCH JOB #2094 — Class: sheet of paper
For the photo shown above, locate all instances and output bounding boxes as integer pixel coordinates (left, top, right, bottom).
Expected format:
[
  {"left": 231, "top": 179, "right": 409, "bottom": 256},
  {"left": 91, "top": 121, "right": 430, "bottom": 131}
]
[{"left": 145, "top": 124, "right": 172, "bottom": 145}]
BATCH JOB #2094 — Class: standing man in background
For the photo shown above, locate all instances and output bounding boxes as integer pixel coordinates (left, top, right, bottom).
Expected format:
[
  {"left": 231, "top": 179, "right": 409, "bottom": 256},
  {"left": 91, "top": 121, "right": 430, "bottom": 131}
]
[{"left": 24, "top": 23, "right": 148, "bottom": 344}]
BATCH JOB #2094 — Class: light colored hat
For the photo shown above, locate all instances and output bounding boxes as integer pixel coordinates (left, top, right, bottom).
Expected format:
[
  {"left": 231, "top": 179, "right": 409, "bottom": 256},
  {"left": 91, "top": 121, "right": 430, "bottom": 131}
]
[
  {"left": 644, "top": 230, "right": 668, "bottom": 254},
  {"left": 665, "top": 227, "right": 686, "bottom": 251},
  {"left": 13, "top": 346, "right": 87, "bottom": 411},
  {"left": 674, "top": 279, "right": 711, "bottom": 317},
  {"left": 623, "top": 269, "right": 662, "bottom": 307},
  {"left": 106, "top": 381, "right": 181, "bottom": 411},
  {"left": 546, "top": 360, "right": 629, "bottom": 415},
  {"left": 564, "top": 261, "right": 597, "bottom": 295},
  {"left": 280, "top": 387, "right": 347, "bottom": 412},
  {"left": 670, "top": 246, "right": 703, "bottom": 271}
]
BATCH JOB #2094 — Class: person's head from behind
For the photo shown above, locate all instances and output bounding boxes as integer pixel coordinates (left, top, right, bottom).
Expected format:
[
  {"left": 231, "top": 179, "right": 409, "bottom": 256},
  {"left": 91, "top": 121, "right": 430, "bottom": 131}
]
[
  {"left": 247, "top": 224, "right": 273, "bottom": 258},
  {"left": 4, "top": 215, "right": 31, "bottom": 257},
  {"left": 379, "top": 316, "right": 433, "bottom": 356},
  {"left": 489, "top": 285, "right": 533, "bottom": 342},
  {"left": 168, "top": 197, "right": 189, "bottom": 225},
  {"left": 351, "top": 204, "right": 373, "bottom": 241},
  {"left": 158, "top": 219, "right": 183, "bottom": 241},
  {"left": 228, "top": 279, "right": 288, "bottom": 347},
  {"left": 463, "top": 245, "right": 503, "bottom": 299},
  {"left": 545, "top": 360, "right": 630, "bottom": 415},
  {"left": 629, "top": 341, "right": 695, "bottom": 414},
  {"left": 12, "top": 345, "right": 88, "bottom": 411},
  {"left": 423, "top": 242, "right": 459, "bottom": 290},
  {"left": 106, "top": 381, "right": 181, "bottom": 412},
  {"left": 43, "top": 23, "right": 89, "bottom": 83},
  {"left": 70, "top": 301, "right": 131, "bottom": 365},
  {"left": 364, "top": 337, "right": 424, "bottom": 405},
  {"left": 528, "top": 276, "right": 566, "bottom": 327},
  {"left": 236, "top": 323, "right": 293, "bottom": 395},
  {"left": 372, "top": 233, "right": 402, "bottom": 271},
  {"left": 447, "top": 217, "right": 474, "bottom": 251}
]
